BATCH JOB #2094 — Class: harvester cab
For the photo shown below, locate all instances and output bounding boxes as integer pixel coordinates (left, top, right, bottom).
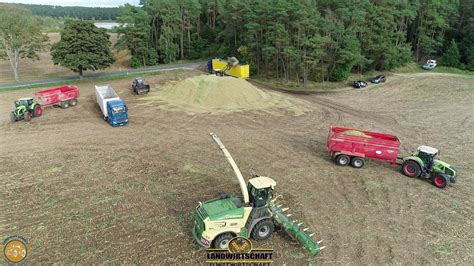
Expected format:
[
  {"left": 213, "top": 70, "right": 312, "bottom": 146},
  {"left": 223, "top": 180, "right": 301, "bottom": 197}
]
[
  {"left": 248, "top": 176, "right": 275, "bottom": 207},
  {"left": 11, "top": 97, "right": 42, "bottom": 122},
  {"left": 193, "top": 133, "right": 324, "bottom": 254},
  {"left": 402, "top": 145, "right": 457, "bottom": 188}
]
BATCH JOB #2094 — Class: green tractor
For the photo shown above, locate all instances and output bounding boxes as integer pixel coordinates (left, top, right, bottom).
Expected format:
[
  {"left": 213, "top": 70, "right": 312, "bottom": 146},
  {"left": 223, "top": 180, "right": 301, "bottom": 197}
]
[
  {"left": 11, "top": 98, "right": 42, "bottom": 122},
  {"left": 193, "top": 133, "right": 324, "bottom": 254},
  {"left": 402, "top": 146, "right": 457, "bottom": 188}
]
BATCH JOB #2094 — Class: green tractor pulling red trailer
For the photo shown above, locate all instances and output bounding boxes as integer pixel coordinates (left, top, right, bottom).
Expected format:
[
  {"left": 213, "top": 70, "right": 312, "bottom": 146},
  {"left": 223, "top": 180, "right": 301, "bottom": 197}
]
[
  {"left": 11, "top": 86, "right": 80, "bottom": 122},
  {"left": 193, "top": 133, "right": 325, "bottom": 254},
  {"left": 327, "top": 127, "right": 457, "bottom": 188}
]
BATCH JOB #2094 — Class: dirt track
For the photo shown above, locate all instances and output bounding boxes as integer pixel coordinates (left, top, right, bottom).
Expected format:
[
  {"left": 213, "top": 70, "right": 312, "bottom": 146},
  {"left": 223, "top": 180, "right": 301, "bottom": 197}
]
[{"left": 0, "top": 71, "right": 473, "bottom": 264}]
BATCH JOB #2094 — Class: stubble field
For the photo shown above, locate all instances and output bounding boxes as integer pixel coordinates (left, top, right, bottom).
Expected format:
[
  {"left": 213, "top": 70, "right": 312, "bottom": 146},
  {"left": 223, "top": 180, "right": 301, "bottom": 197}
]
[{"left": 0, "top": 70, "right": 472, "bottom": 264}]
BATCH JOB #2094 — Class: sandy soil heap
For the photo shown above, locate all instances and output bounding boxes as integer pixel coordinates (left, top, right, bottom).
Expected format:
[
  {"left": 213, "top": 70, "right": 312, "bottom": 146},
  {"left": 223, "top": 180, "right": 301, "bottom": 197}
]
[{"left": 144, "top": 75, "right": 307, "bottom": 114}]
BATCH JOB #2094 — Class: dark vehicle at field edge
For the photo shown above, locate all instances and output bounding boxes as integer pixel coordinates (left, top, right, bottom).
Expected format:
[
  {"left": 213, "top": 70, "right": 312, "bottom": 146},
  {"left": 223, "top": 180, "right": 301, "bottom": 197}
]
[{"left": 353, "top": 80, "right": 368, "bottom": 89}]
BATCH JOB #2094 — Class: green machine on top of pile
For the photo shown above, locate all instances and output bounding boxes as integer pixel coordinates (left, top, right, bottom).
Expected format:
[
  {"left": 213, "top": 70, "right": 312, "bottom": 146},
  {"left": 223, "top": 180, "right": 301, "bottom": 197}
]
[{"left": 193, "top": 133, "right": 325, "bottom": 255}]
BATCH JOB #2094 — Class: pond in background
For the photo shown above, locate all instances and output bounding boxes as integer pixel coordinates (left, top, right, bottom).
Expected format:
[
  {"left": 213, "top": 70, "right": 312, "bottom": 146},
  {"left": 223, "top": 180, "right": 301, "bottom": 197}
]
[{"left": 94, "top": 22, "right": 121, "bottom": 30}]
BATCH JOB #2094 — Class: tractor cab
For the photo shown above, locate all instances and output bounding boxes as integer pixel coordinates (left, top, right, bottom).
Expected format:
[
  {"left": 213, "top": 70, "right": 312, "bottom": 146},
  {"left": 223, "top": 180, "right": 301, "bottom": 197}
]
[
  {"left": 133, "top": 77, "right": 144, "bottom": 85},
  {"left": 11, "top": 97, "right": 41, "bottom": 122},
  {"left": 247, "top": 176, "right": 276, "bottom": 208},
  {"left": 15, "top": 98, "right": 33, "bottom": 108},
  {"left": 132, "top": 77, "right": 150, "bottom": 95},
  {"left": 415, "top": 145, "right": 438, "bottom": 165}
]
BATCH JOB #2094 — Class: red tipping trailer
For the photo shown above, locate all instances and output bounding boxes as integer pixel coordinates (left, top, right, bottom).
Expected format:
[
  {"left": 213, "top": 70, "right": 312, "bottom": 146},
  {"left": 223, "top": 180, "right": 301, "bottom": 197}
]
[
  {"left": 327, "top": 127, "right": 401, "bottom": 168},
  {"left": 33, "top": 85, "right": 80, "bottom": 109},
  {"left": 326, "top": 126, "right": 458, "bottom": 189}
]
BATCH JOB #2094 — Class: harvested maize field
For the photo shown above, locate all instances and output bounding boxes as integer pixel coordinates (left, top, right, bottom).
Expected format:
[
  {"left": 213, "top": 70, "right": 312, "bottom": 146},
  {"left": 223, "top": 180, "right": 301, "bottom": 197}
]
[{"left": 0, "top": 70, "right": 473, "bottom": 264}]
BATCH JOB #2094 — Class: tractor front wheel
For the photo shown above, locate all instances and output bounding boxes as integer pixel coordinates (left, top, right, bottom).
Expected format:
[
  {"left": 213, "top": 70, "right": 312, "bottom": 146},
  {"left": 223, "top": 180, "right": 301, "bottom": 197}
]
[
  {"left": 212, "top": 233, "right": 233, "bottom": 249},
  {"left": 335, "top": 154, "right": 350, "bottom": 166},
  {"left": 252, "top": 219, "right": 274, "bottom": 241},
  {"left": 10, "top": 112, "right": 16, "bottom": 122},
  {"left": 432, "top": 174, "right": 449, "bottom": 189},
  {"left": 351, "top": 157, "right": 365, "bottom": 168},
  {"left": 33, "top": 105, "right": 42, "bottom": 117},
  {"left": 24, "top": 112, "right": 32, "bottom": 121},
  {"left": 402, "top": 160, "right": 421, "bottom": 178}
]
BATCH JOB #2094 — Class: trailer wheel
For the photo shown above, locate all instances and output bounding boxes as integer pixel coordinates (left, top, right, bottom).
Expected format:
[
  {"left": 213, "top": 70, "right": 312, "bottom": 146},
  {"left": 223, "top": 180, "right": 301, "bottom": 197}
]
[
  {"left": 212, "top": 233, "right": 233, "bottom": 249},
  {"left": 252, "top": 219, "right": 274, "bottom": 241},
  {"left": 335, "top": 154, "right": 350, "bottom": 166},
  {"left": 432, "top": 174, "right": 449, "bottom": 188},
  {"left": 61, "top": 101, "right": 69, "bottom": 109},
  {"left": 33, "top": 105, "right": 42, "bottom": 117},
  {"left": 69, "top": 99, "right": 78, "bottom": 106},
  {"left": 402, "top": 160, "right": 421, "bottom": 178},
  {"left": 351, "top": 157, "right": 365, "bottom": 168}
]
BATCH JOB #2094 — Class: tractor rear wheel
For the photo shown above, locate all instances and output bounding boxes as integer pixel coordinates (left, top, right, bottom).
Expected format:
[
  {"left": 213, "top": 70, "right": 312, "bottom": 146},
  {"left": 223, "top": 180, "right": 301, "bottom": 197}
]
[
  {"left": 33, "top": 105, "right": 42, "bottom": 117},
  {"left": 335, "top": 154, "right": 350, "bottom": 166},
  {"left": 351, "top": 157, "right": 365, "bottom": 168},
  {"left": 212, "top": 233, "right": 233, "bottom": 249},
  {"left": 69, "top": 99, "right": 78, "bottom": 106},
  {"left": 402, "top": 160, "right": 421, "bottom": 178},
  {"left": 432, "top": 174, "right": 449, "bottom": 188},
  {"left": 252, "top": 219, "right": 274, "bottom": 241},
  {"left": 24, "top": 112, "right": 32, "bottom": 121}
]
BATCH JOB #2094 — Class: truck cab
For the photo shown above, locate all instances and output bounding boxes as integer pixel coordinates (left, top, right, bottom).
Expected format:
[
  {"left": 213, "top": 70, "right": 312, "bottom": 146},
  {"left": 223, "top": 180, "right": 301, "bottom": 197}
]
[{"left": 106, "top": 100, "right": 128, "bottom": 127}]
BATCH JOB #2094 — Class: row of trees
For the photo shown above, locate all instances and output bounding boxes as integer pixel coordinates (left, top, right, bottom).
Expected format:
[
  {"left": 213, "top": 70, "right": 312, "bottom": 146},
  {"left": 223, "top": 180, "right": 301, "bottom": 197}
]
[
  {"left": 1, "top": 1, "right": 473, "bottom": 82},
  {"left": 117, "top": 0, "right": 473, "bottom": 82},
  {"left": 19, "top": 4, "right": 120, "bottom": 21}
]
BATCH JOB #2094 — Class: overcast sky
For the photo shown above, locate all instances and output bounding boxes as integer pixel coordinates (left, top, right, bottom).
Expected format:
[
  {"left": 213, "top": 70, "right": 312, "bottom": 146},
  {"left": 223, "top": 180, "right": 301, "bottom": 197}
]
[{"left": 0, "top": 0, "right": 139, "bottom": 7}]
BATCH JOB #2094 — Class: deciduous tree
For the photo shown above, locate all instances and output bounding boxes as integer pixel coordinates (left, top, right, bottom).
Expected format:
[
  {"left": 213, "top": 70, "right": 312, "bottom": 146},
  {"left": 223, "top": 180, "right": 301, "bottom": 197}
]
[
  {"left": 51, "top": 20, "right": 114, "bottom": 78},
  {"left": 0, "top": 4, "right": 48, "bottom": 81}
]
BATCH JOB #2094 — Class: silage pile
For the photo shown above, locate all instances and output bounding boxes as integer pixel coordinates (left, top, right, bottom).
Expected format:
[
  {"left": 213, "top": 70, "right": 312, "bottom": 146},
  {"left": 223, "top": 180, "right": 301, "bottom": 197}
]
[{"left": 144, "top": 75, "right": 307, "bottom": 114}]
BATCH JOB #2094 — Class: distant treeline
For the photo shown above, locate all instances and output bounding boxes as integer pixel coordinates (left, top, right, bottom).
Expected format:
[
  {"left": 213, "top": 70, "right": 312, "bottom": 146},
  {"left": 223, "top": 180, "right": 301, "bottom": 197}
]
[
  {"left": 18, "top": 3, "right": 120, "bottom": 20},
  {"left": 117, "top": 0, "right": 474, "bottom": 82}
]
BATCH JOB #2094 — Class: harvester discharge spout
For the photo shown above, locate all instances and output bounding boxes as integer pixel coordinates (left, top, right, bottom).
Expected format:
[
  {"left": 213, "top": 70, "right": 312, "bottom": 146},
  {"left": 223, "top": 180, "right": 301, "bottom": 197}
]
[
  {"left": 269, "top": 200, "right": 325, "bottom": 255},
  {"left": 209, "top": 133, "right": 250, "bottom": 204}
]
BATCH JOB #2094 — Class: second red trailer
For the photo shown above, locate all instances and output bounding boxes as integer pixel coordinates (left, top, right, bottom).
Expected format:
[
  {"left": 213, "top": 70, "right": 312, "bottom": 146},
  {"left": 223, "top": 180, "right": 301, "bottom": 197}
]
[{"left": 327, "top": 126, "right": 401, "bottom": 167}]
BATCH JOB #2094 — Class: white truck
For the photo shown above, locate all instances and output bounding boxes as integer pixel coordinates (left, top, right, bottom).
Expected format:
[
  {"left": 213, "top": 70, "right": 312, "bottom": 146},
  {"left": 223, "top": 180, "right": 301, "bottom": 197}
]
[{"left": 95, "top": 85, "right": 128, "bottom": 127}]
